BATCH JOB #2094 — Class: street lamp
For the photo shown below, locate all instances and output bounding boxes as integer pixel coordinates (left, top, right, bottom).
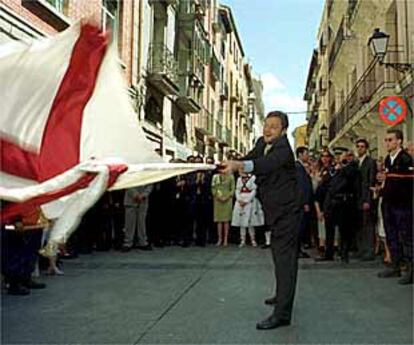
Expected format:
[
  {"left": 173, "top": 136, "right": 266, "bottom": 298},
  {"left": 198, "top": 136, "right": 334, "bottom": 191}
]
[{"left": 368, "top": 28, "right": 413, "bottom": 73}]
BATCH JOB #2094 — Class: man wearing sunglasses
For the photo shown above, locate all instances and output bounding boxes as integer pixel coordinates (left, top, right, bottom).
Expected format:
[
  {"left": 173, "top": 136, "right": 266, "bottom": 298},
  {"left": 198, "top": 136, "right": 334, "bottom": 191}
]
[{"left": 378, "top": 129, "right": 413, "bottom": 284}]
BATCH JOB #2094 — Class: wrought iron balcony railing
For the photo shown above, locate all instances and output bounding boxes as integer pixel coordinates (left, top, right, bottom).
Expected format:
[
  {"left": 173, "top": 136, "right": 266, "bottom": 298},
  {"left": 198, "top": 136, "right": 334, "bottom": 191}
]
[
  {"left": 147, "top": 43, "right": 179, "bottom": 86},
  {"left": 328, "top": 60, "right": 396, "bottom": 141}
]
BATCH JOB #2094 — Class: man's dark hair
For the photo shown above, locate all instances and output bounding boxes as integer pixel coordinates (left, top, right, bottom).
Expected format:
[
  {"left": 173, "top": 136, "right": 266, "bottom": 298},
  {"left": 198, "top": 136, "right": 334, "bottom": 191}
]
[
  {"left": 266, "top": 110, "right": 289, "bottom": 129},
  {"left": 387, "top": 129, "right": 404, "bottom": 142},
  {"left": 296, "top": 146, "right": 308, "bottom": 157},
  {"left": 355, "top": 138, "right": 369, "bottom": 148}
]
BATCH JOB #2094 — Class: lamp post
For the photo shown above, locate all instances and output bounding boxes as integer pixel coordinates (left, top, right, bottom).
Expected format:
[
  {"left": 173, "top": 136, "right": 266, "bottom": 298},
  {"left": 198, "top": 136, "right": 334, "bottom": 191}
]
[{"left": 368, "top": 28, "right": 413, "bottom": 73}]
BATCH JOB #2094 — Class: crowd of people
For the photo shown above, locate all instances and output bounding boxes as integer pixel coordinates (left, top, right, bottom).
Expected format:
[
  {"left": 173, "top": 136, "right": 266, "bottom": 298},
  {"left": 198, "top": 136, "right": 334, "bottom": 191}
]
[
  {"left": 296, "top": 130, "right": 413, "bottom": 286},
  {"left": 2, "top": 129, "right": 413, "bottom": 296}
]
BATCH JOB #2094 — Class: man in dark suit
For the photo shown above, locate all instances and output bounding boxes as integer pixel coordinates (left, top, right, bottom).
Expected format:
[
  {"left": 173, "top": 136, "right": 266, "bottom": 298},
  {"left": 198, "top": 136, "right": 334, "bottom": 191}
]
[
  {"left": 295, "top": 146, "right": 313, "bottom": 258},
  {"left": 378, "top": 129, "right": 413, "bottom": 284},
  {"left": 355, "top": 139, "right": 377, "bottom": 261},
  {"left": 220, "top": 110, "right": 301, "bottom": 330}
]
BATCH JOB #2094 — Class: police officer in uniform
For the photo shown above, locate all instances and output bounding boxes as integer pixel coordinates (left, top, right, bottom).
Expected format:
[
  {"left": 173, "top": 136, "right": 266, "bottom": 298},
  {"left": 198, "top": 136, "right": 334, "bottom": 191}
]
[{"left": 322, "top": 149, "right": 359, "bottom": 263}]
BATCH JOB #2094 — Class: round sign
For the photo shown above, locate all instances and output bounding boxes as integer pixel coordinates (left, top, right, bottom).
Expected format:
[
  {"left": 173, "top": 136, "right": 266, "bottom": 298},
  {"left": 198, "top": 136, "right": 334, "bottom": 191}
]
[{"left": 378, "top": 96, "right": 408, "bottom": 126}]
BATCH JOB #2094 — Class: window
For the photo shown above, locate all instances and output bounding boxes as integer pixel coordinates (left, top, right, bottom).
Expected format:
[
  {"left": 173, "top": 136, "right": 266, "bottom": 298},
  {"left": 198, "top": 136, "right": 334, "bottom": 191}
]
[
  {"left": 45, "top": 0, "right": 65, "bottom": 13},
  {"left": 102, "top": 0, "right": 120, "bottom": 47}
]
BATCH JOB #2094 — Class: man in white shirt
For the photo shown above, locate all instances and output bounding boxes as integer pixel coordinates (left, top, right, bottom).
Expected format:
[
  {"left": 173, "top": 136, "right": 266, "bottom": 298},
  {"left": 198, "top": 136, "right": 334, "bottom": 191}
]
[{"left": 378, "top": 129, "right": 413, "bottom": 284}]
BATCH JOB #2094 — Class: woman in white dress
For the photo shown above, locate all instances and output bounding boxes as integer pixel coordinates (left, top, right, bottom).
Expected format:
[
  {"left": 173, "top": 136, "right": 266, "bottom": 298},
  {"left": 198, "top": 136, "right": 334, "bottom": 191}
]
[{"left": 231, "top": 174, "right": 264, "bottom": 247}]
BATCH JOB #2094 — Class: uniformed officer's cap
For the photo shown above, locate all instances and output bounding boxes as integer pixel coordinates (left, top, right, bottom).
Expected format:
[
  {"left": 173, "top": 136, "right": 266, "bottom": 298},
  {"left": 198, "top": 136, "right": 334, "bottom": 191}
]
[{"left": 332, "top": 147, "right": 348, "bottom": 155}]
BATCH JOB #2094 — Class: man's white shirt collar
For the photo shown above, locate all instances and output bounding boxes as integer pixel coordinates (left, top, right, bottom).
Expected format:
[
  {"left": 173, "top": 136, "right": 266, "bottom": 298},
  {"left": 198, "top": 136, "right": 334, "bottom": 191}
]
[
  {"left": 390, "top": 148, "right": 402, "bottom": 165},
  {"left": 358, "top": 154, "right": 367, "bottom": 167}
]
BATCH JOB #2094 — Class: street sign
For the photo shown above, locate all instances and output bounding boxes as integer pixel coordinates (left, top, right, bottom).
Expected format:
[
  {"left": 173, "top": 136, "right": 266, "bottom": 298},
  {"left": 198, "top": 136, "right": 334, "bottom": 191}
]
[{"left": 379, "top": 96, "right": 408, "bottom": 125}]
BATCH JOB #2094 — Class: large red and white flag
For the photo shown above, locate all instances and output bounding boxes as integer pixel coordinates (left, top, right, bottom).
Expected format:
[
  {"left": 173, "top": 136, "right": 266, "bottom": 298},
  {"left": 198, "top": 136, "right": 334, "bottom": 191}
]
[{"left": 0, "top": 23, "right": 212, "bottom": 254}]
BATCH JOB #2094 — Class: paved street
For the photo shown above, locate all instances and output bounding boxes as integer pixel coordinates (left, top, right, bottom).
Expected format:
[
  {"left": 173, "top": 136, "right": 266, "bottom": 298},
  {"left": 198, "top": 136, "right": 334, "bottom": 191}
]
[{"left": 2, "top": 247, "right": 413, "bottom": 344}]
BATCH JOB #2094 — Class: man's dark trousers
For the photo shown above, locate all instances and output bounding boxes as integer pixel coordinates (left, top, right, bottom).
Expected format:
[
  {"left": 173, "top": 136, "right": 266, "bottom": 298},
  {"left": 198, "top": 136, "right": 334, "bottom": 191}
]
[
  {"left": 357, "top": 208, "right": 375, "bottom": 259},
  {"left": 270, "top": 206, "right": 301, "bottom": 321},
  {"left": 325, "top": 202, "right": 354, "bottom": 260},
  {"left": 382, "top": 202, "right": 413, "bottom": 265}
]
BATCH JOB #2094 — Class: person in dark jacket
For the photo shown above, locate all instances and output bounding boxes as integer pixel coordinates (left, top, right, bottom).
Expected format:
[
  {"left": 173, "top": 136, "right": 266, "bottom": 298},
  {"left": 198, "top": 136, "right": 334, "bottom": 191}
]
[
  {"left": 194, "top": 155, "right": 213, "bottom": 246},
  {"left": 182, "top": 156, "right": 198, "bottom": 247},
  {"left": 319, "top": 150, "right": 359, "bottom": 263},
  {"left": 1, "top": 206, "right": 46, "bottom": 295},
  {"left": 295, "top": 146, "right": 313, "bottom": 258},
  {"left": 378, "top": 129, "right": 413, "bottom": 284},
  {"left": 220, "top": 110, "right": 301, "bottom": 330},
  {"left": 314, "top": 150, "right": 335, "bottom": 254},
  {"left": 355, "top": 139, "right": 377, "bottom": 261}
]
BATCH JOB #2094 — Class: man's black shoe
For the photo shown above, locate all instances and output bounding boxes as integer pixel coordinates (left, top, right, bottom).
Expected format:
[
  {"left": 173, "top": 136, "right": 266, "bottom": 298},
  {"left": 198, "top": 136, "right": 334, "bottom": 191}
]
[
  {"left": 24, "top": 279, "right": 46, "bottom": 289},
  {"left": 8, "top": 283, "right": 30, "bottom": 295},
  {"left": 398, "top": 263, "right": 413, "bottom": 285},
  {"left": 315, "top": 257, "right": 334, "bottom": 262},
  {"left": 359, "top": 256, "right": 375, "bottom": 262},
  {"left": 341, "top": 256, "right": 349, "bottom": 264},
  {"left": 256, "top": 315, "right": 290, "bottom": 330},
  {"left": 378, "top": 267, "right": 401, "bottom": 278},
  {"left": 121, "top": 245, "right": 131, "bottom": 252},
  {"left": 137, "top": 245, "right": 153, "bottom": 251},
  {"left": 264, "top": 296, "right": 277, "bottom": 305},
  {"left": 261, "top": 244, "right": 271, "bottom": 249},
  {"left": 398, "top": 274, "right": 413, "bottom": 285}
]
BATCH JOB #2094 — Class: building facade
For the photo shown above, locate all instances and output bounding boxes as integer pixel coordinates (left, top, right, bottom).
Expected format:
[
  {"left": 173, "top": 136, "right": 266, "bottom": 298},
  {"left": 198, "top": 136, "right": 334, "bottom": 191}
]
[
  {"left": 305, "top": 0, "right": 413, "bottom": 158},
  {"left": 0, "top": 0, "right": 263, "bottom": 162},
  {"left": 292, "top": 124, "right": 308, "bottom": 151}
]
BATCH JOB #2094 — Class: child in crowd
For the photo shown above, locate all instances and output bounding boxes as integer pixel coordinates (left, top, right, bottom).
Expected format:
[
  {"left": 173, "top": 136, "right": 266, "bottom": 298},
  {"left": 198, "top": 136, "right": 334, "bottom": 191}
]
[{"left": 231, "top": 173, "right": 264, "bottom": 247}]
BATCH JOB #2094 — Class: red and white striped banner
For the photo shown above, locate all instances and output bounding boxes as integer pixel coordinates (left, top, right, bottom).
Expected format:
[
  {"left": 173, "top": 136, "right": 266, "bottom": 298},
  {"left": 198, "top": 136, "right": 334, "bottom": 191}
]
[{"left": 0, "top": 23, "right": 212, "bottom": 254}]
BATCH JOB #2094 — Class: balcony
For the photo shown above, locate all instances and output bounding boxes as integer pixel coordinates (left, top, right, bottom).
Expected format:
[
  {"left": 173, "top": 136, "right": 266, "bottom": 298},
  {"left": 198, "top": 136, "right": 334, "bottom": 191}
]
[
  {"left": 176, "top": 74, "right": 202, "bottom": 113},
  {"left": 318, "top": 78, "right": 327, "bottom": 96},
  {"left": 230, "top": 93, "right": 239, "bottom": 103},
  {"left": 328, "top": 60, "right": 396, "bottom": 141},
  {"left": 307, "top": 110, "right": 318, "bottom": 134},
  {"left": 319, "top": 33, "right": 327, "bottom": 55},
  {"left": 214, "top": 120, "right": 226, "bottom": 143},
  {"left": 178, "top": 0, "right": 206, "bottom": 23},
  {"left": 234, "top": 136, "right": 239, "bottom": 151},
  {"left": 329, "top": 18, "right": 345, "bottom": 71},
  {"left": 347, "top": 0, "right": 358, "bottom": 23},
  {"left": 149, "top": 0, "right": 177, "bottom": 5},
  {"left": 195, "top": 108, "right": 213, "bottom": 136},
  {"left": 220, "top": 83, "right": 229, "bottom": 100},
  {"left": 147, "top": 43, "right": 180, "bottom": 96},
  {"left": 327, "top": 0, "right": 333, "bottom": 17},
  {"left": 211, "top": 51, "right": 221, "bottom": 81},
  {"left": 225, "top": 128, "right": 232, "bottom": 146}
]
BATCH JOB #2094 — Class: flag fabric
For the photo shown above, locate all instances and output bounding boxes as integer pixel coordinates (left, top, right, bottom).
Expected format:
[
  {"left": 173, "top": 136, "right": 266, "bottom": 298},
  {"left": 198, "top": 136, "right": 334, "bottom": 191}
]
[{"left": 0, "top": 23, "right": 213, "bottom": 255}]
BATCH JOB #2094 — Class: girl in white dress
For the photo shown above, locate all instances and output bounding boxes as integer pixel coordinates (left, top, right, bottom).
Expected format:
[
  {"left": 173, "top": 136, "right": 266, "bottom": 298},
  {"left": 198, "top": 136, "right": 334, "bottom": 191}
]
[{"left": 231, "top": 174, "right": 265, "bottom": 247}]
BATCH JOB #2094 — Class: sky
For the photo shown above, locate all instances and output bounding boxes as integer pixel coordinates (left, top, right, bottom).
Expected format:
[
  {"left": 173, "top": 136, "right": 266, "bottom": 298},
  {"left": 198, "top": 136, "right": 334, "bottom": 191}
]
[{"left": 222, "top": 0, "right": 325, "bottom": 143}]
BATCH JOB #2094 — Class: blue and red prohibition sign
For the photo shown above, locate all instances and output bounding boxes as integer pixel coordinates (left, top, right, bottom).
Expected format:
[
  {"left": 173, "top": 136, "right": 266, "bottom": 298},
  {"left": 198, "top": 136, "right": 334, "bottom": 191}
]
[{"left": 379, "top": 96, "right": 408, "bottom": 126}]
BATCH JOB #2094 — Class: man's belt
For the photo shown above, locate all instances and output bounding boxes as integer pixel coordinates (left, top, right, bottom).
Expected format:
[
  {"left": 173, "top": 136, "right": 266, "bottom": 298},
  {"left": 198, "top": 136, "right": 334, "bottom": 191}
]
[{"left": 333, "top": 193, "right": 354, "bottom": 201}]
